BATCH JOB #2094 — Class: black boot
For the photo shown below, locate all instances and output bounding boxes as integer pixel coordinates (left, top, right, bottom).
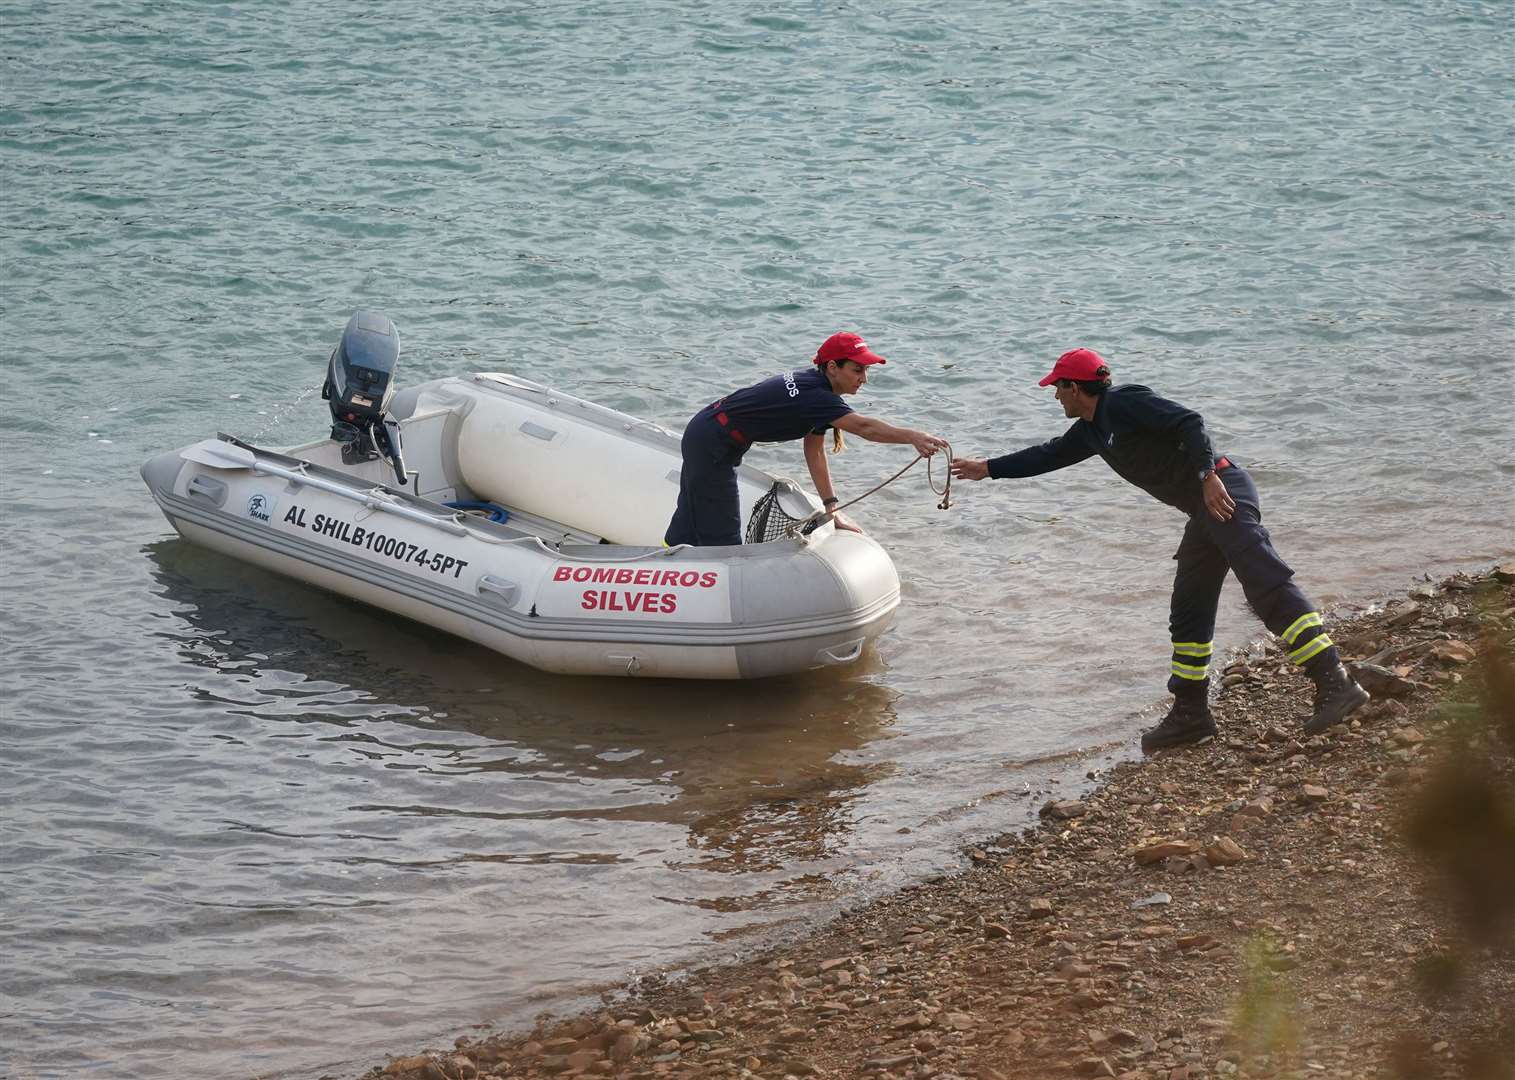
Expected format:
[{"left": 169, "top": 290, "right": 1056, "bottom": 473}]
[
  {"left": 1305, "top": 661, "right": 1370, "bottom": 736},
  {"left": 1141, "top": 683, "right": 1217, "bottom": 753}
]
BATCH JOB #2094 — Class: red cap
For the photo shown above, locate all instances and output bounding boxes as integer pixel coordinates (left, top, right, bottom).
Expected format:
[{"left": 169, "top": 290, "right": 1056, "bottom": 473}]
[
  {"left": 814, "top": 332, "right": 887, "bottom": 366},
  {"left": 1038, "top": 347, "right": 1110, "bottom": 386}
]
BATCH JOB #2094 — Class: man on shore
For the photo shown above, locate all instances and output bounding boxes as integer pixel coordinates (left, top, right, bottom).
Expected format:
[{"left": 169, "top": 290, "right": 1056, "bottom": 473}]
[{"left": 949, "top": 348, "right": 1370, "bottom": 751}]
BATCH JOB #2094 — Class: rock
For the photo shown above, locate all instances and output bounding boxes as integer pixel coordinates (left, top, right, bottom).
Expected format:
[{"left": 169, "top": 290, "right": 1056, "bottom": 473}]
[
  {"left": 1493, "top": 562, "right": 1515, "bottom": 583},
  {"left": 1387, "top": 601, "right": 1422, "bottom": 627},
  {"left": 1042, "top": 799, "right": 1088, "bottom": 819},
  {"left": 985, "top": 922, "right": 1012, "bottom": 939},
  {"left": 1027, "top": 898, "right": 1057, "bottom": 918},
  {"left": 383, "top": 1057, "right": 435, "bottom": 1077},
  {"left": 1134, "top": 840, "right": 1200, "bottom": 865},
  {"left": 1238, "top": 797, "right": 1273, "bottom": 818},
  {"left": 1131, "top": 891, "right": 1172, "bottom": 909},
  {"left": 1429, "top": 640, "right": 1477, "bottom": 664},
  {"left": 1392, "top": 726, "right": 1426, "bottom": 746},
  {"left": 1203, "top": 837, "right": 1247, "bottom": 867},
  {"left": 1177, "top": 934, "right": 1218, "bottom": 951},
  {"left": 1066, "top": 991, "right": 1106, "bottom": 1010},
  {"left": 565, "top": 1048, "right": 601, "bottom": 1071},
  {"left": 1055, "top": 960, "right": 1096, "bottom": 980},
  {"left": 1349, "top": 662, "right": 1419, "bottom": 697},
  {"left": 1229, "top": 813, "right": 1260, "bottom": 834},
  {"left": 609, "top": 1033, "right": 637, "bottom": 1063},
  {"left": 1301, "top": 784, "right": 1329, "bottom": 802}
]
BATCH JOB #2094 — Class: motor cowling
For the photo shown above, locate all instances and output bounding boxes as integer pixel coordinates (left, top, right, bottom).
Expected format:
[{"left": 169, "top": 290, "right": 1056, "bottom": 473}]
[{"left": 322, "top": 309, "right": 409, "bottom": 485}]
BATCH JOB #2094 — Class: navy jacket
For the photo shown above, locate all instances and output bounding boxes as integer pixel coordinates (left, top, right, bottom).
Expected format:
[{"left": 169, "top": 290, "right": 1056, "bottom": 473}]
[
  {"left": 987, "top": 384, "right": 1220, "bottom": 514},
  {"left": 707, "top": 367, "right": 852, "bottom": 443}
]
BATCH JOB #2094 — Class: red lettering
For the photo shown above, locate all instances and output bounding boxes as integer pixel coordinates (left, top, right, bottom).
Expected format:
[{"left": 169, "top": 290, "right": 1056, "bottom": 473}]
[
  {"left": 678, "top": 571, "right": 698, "bottom": 587},
  {"left": 660, "top": 570, "right": 678, "bottom": 586},
  {"left": 572, "top": 566, "right": 592, "bottom": 583},
  {"left": 555, "top": 566, "right": 573, "bottom": 581},
  {"left": 614, "top": 568, "right": 632, "bottom": 584},
  {"left": 634, "top": 569, "right": 651, "bottom": 585},
  {"left": 699, "top": 571, "right": 718, "bottom": 588},
  {"left": 592, "top": 567, "right": 616, "bottom": 583},
  {"left": 576, "top": 589, "right": 682, "bottom": 615}
]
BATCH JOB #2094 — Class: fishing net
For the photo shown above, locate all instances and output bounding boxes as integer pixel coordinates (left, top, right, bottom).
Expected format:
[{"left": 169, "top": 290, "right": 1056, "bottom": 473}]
[{"left": 745, "top": 483, "right": 820, "bottom": 544}]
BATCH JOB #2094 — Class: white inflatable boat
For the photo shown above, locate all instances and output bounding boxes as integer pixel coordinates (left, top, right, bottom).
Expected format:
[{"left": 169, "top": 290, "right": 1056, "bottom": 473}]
[{"left": 140, "top": 312, "right": 901, "bottom": 679}]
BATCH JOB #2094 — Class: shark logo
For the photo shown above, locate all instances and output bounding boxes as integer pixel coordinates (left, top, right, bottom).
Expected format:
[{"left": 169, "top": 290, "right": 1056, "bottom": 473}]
[{"left": 247, "top": 493, "right": 275, "bottom": 523}]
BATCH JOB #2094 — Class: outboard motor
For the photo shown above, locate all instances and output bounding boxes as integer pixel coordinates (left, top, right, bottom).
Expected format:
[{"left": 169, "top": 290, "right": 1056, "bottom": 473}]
[{"left": 322, "top": 309, "right": 410, "bottom": 486}]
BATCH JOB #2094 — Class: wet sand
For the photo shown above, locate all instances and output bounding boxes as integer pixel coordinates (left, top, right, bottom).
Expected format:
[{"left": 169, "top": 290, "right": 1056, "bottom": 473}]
[{"left": 358, "top": 568, "right": 1514, "bottom": 1080}]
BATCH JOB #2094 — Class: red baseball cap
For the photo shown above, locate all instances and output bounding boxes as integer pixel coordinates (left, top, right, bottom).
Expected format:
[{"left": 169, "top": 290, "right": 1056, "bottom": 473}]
[
  {"left": 814, "top": 332, "right": 887, "bottom": 366},
  {"left": 1038, "top": 347, "right": 1110, "bottom": 386}
]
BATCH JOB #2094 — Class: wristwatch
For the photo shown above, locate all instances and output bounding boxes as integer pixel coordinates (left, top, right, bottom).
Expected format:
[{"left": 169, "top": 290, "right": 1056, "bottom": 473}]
[
  {"left": 1198, "top": 467, "right": 1215, "bottom": 482},
  {"left": 822, "top": 497, "right": 840, "bottom": 507}
]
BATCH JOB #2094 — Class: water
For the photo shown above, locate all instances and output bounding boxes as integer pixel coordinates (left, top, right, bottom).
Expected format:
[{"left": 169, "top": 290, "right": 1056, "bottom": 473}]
[{"left": 2, "top": 2, "right": 1511, "bottom": 1076}]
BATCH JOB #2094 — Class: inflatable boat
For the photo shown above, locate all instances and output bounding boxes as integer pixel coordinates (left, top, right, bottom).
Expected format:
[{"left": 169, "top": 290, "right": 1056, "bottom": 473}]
[{"left": 140, "top": 311, "right": 902, "bottom": 679}]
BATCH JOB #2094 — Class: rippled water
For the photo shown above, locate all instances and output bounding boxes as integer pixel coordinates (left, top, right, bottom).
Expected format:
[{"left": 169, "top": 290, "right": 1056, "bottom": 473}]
[{"left": 2, "top": 1, "right": 1512, "bottom": 1076}]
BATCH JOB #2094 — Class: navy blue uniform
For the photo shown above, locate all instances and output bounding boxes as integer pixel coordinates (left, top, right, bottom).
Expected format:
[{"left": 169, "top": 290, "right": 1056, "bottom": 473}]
[
  {"left": 664, "top": 368, "right": 852, "bottom": 547},
  {"left": 988, "top": 385, "right": 1338, "bottom": 690}
]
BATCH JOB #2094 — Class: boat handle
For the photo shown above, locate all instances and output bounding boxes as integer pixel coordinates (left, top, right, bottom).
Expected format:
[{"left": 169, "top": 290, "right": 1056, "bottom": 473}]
[
  {"left": 186, "top": 474, "right": 228, "bottom": 508},
  {"left": 816, "top": 638, "right": 865, "bottom": 665},
  {"left": 476, "top": 576, "right": 520, "bottom": 606}
]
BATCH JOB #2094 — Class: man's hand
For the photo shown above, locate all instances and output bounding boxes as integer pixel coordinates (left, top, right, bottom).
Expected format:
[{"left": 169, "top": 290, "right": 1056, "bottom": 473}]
[
  {"left": 950, "top": 456, "right": 989, "bottom": 481},
  {"left": 1203, "top": 472, "right": 1236, "bottom": 522},
  {"left": 832, "top": 511, "right": 864, "bottom": 534}
]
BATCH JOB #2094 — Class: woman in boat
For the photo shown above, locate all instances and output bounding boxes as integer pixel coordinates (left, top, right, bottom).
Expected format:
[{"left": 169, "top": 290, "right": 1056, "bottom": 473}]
[{"left": 664, "top": 332, "right": 949, "bottom": 547}]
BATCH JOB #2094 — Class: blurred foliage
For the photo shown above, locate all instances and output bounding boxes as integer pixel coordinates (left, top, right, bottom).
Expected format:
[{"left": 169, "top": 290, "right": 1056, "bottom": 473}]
[
  {"left": 1231, "top": 933, "right": 1302, "bottom": 1066},
  {"left": 1402, "top": 603, "right": 1515, "bottom": 945},
  {"left": 1397, "top": 580, "right": 1515, "bottom": 1079}
]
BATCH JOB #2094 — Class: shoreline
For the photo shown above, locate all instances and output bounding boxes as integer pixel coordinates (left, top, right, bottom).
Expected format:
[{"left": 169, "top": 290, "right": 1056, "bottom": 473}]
[{"left": 359, "top": 568, "right": 1514, "bottom": 1080}]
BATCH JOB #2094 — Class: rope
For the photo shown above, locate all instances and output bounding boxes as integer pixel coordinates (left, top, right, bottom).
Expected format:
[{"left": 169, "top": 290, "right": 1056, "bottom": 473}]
[{"left": 803, "top": 442, "right": 953, "bottom": 531}]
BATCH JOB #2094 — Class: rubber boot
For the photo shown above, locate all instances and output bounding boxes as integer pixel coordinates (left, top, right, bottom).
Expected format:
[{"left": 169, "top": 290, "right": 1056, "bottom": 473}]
[
  {"left": 1304, "top": 661, "right": 1371, "bottom": 736},
  {"left": 1141, "top": 681, "right": 1217, "bottom": 753}
]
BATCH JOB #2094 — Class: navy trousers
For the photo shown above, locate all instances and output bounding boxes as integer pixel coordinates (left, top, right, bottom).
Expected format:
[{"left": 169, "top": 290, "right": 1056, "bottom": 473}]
[
  {"left": 664, "top": 414, "right": 745, "bottom": 547},
  {"left": 1167, "top": 463, "right": 1336, "bottom": 693}
]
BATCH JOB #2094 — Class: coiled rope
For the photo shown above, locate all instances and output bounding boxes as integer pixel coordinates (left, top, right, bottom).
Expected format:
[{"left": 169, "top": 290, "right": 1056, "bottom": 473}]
[
  {"left": 778, "top": 442, "right": 953, "bottom": 538},
  {"left": 827, "top": 441, "right": 953, "bottom": 516}
]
